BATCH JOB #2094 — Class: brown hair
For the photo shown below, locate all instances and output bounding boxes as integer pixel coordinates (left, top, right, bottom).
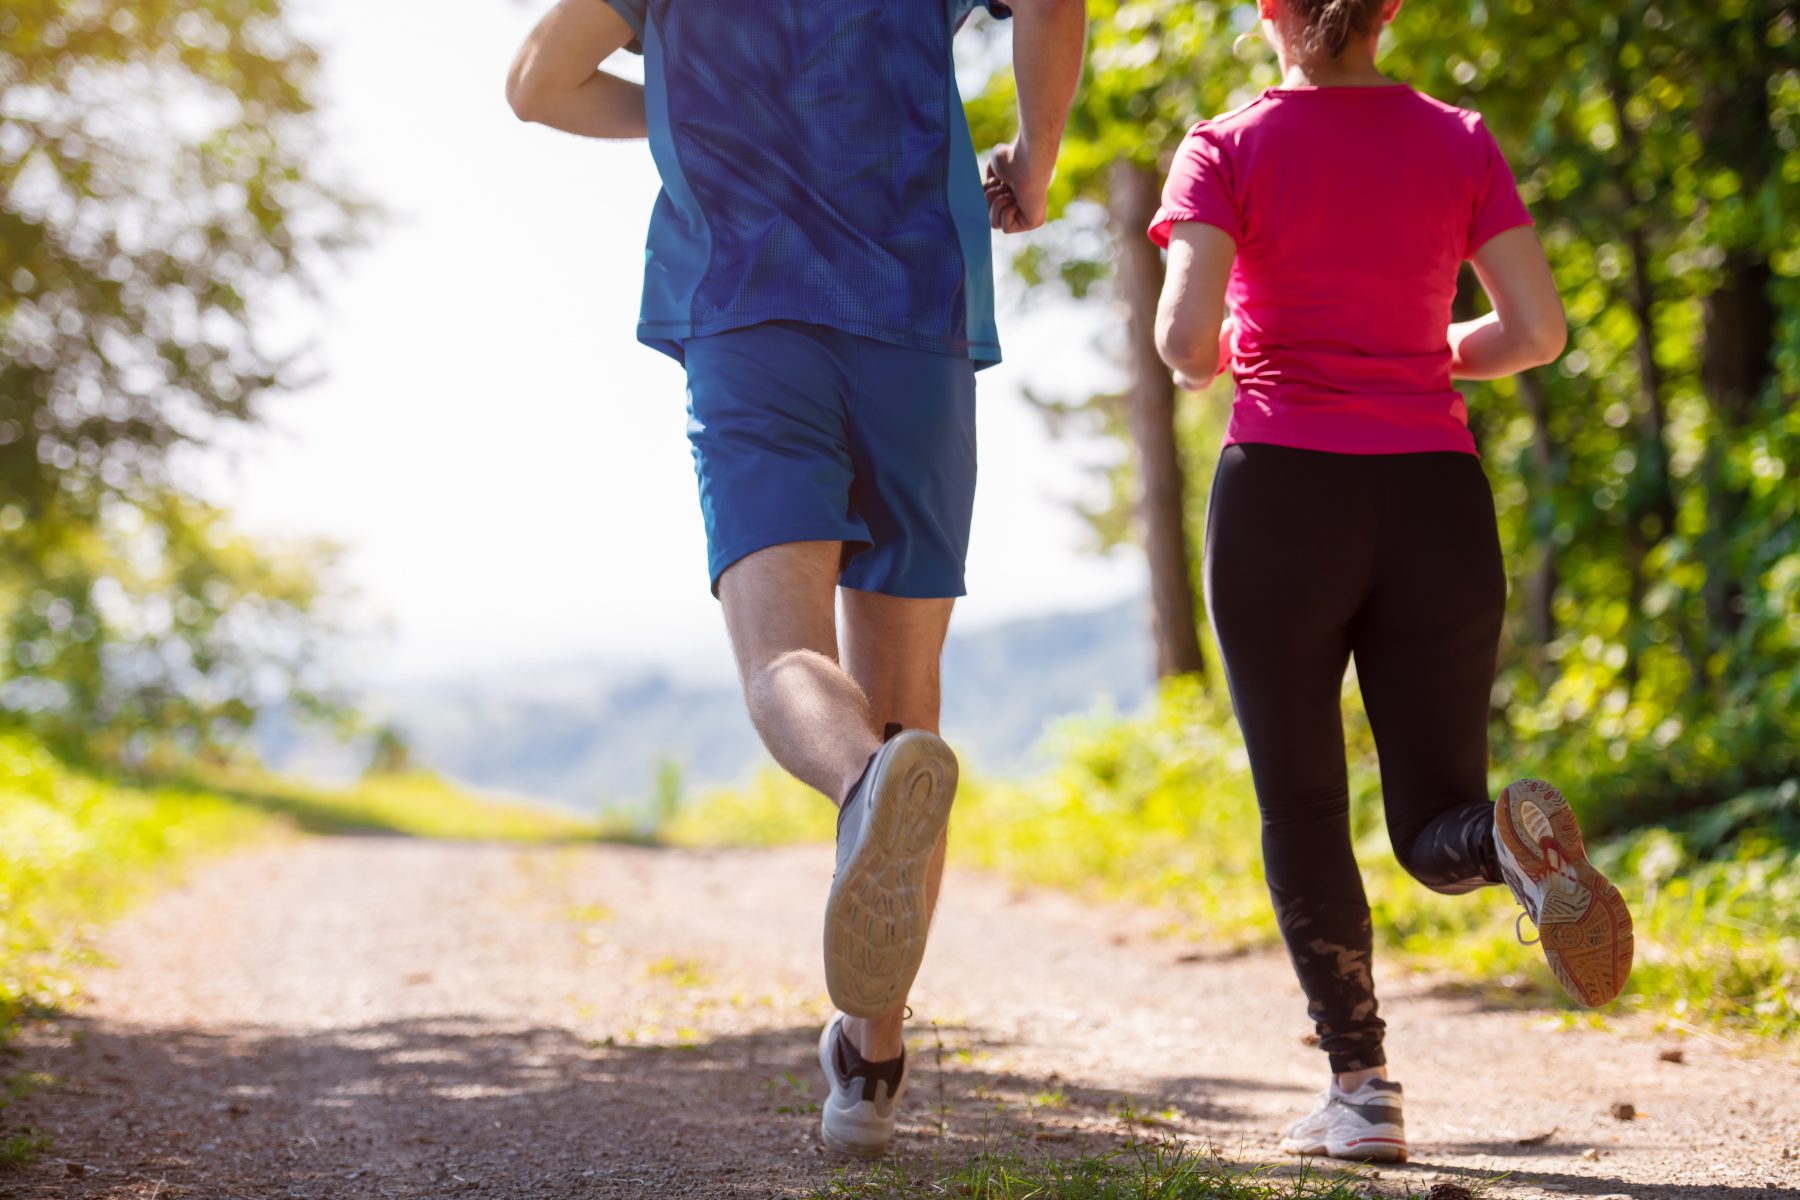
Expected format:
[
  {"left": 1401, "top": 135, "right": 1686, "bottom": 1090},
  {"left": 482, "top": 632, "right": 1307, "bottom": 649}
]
[{"left": 1288, "top": 0, "right": 1388, "bottom": 59}]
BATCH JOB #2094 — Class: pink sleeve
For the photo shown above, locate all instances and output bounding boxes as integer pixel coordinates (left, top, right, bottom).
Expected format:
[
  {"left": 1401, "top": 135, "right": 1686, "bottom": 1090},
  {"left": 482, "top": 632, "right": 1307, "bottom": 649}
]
[
  {"left": 1466, "top": 119, "right": 1534, "bottom": 257},
  {"left": 1149, "top": 124, "right": 1241, "bottom": 249}
]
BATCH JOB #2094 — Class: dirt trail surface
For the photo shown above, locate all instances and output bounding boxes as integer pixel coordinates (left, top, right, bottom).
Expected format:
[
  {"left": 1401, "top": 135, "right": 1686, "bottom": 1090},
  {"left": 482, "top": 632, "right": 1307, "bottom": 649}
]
[{"left": 5, "top": 837, "right": 1797, "bottom": 1199}]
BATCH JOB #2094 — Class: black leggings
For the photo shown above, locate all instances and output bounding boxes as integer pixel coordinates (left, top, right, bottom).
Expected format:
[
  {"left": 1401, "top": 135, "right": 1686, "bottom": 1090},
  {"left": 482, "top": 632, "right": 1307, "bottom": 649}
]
[{"left": 1204, "top": 444, "right": 1507, "bottom": 1073}]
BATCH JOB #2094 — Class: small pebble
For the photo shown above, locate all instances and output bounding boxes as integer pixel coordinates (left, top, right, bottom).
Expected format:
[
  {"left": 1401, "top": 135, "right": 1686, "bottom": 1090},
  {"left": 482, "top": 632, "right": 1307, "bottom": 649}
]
[
  {"left": 1658, "top": 1047, "right": 1685, "bottom": 1063},
  {"left": 1581, "top": 1148, "right": 1600, "bottom": 1161},
  {"left": 1609, "top": 1101, "right": 1637, "bottom": 1121}
]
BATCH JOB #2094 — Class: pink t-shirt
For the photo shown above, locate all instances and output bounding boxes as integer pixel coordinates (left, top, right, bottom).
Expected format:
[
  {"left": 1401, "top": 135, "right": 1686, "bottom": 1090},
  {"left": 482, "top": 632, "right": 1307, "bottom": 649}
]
[{"left": 1149, "top": 85, "right": 1534, "bottom": 456}]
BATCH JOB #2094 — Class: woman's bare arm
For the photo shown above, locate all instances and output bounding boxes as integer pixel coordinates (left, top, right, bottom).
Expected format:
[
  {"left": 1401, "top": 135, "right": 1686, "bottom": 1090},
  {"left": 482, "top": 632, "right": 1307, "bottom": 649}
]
[
  {"left": 1155, "top": 222, "right": 1237, "bottom": 388},
  {"left": 1451, "top": 227, "right": 1569, "bottom": 380}
]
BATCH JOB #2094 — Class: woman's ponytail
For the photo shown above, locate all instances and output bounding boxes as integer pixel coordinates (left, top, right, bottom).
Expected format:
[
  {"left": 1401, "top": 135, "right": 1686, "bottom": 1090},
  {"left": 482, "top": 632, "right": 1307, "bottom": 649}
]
[{"left": 1290, "top": 0, "right": 1387, "bottom": 59}]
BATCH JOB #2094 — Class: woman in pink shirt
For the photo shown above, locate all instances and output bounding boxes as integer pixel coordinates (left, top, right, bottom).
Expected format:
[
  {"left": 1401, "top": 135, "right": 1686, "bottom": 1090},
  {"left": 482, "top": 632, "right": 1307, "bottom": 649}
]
[{"left": 1151, "top": 0, "right": 1635, "bottom": 1162}]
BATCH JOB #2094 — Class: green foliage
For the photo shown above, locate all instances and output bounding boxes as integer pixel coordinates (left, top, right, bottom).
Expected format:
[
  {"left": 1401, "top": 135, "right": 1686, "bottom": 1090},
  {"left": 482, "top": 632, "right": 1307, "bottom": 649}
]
[
  {"left": 661, "top": 768, "right": 837, "bottom": 847},
  {"left": 0, "top": 0, "right": 367, "bottom": 753},
  {"left": 0, "top": 731, "right": 266, "bottom": 1034},
  {"left": 3, "top": 495, "right": 351, "bottom": 758},
  {"left": 811, "top": 1139, "right": 1375, "bottom": 1200},
  {"left": 951, "top": 679, "right": 1279, "bottom": 941},
  {"left": 968, "top": 3, "right": 1800, "bottom": 835},
  {"left": 200, "top": 767, "right": 599, "bottom": 843},
  {"left": 0, "top": 732, "right": 593, "bottom": 1038},
  {"left": 668, "top": 684, "right": 1800, "bottom": 1038},
  {"left": 1386, "top": 0, "right": 1800, "bottom": 832},
  {"left": 653, "top": 760, "right": 684, "bottom": 828},
  {"left": 0, "top": 1129, "right": 52, "bottom": 1168}
]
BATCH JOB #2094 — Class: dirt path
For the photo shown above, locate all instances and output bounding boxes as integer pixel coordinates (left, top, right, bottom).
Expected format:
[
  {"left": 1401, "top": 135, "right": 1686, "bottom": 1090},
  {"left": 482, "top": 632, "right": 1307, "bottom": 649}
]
[{"left": 4, "top": 837, "right": 1797, "bottom": 1199}]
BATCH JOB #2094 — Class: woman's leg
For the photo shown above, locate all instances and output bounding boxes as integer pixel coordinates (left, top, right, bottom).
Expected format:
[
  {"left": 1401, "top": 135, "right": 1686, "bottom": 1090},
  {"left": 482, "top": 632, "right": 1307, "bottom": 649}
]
[
  {"left": 1205, "top": 445, "right": 1387, "bottom": 1074},
  {"left": 1349, "top": 453, "right": 1508, "bottom": 893},
  {"left": 1352, "top": 454, "right": 1635, "bottom": 1004}
]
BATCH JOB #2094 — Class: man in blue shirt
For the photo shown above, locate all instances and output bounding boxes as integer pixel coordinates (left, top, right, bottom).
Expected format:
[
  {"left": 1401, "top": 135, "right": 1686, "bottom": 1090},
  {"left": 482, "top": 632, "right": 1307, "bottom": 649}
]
[{"left": 508, "top": 0, "right": 1083, "bottom": 1156}]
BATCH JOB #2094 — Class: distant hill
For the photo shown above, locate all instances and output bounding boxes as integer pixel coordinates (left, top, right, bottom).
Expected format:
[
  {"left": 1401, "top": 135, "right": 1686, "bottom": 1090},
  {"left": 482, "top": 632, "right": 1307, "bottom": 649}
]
[{"left": 266, "top": 597, "right": 1154, "bottom": 813}]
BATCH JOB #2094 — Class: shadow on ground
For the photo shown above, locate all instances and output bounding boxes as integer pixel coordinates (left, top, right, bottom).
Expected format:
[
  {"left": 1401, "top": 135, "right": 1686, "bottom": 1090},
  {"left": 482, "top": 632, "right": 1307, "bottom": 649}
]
[{"left": 2, "top": 1014, "right": 1782, "bottom": 1200}]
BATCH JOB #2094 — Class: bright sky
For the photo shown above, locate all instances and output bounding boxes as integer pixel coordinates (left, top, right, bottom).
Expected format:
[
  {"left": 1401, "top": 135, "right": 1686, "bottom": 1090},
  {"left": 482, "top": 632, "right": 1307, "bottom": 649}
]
[{"left": 212, "top": 0, "right": 1143, "bottom": 684}]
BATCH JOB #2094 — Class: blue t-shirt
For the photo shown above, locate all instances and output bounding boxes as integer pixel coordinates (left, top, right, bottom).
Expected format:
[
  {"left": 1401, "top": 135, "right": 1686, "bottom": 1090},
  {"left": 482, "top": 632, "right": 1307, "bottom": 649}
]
[{"left": 602, "top": 0, "right": 1009, "bottom": 368}]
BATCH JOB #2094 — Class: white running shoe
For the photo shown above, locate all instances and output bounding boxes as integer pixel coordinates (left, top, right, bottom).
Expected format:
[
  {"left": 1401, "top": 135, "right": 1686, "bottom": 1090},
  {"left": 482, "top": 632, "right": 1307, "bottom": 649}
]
[
  {"left": 817, "top": 1013, "right": 908, "bottom": 1157},
  {"left": 1494, "top": 778, "right": 1634, "bottom": 1007},
  {"left": 1279, "top": 1078, "right": 1408, "bottom": 1162},
  {"left": 823, "top": 726, "right": 957, "bottom": 1018}
]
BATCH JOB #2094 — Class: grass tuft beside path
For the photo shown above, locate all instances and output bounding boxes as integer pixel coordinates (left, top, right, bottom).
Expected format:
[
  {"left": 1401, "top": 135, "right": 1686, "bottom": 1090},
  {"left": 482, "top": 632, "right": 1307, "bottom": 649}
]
[{"left": 810, "top": 1140, "right": 1390, "bottom": 1200}]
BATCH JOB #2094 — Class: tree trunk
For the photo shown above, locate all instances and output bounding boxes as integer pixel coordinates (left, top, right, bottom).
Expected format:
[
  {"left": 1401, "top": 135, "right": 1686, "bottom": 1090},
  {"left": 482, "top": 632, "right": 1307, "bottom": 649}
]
[
  {"left": 1696, "top": 64, "right": 1778, "bottom": 644},
  {"left": 1621, "top": 222, "right": 1678, "bottom": 544},
  {"left": 1516, "top": 370, "right": 1558, "bottom": 648},
  {"left": 1700, "top": 252, "right": 1775, "bottom": 641},
  {"left": 1603, "top": 67, "right": 1679, "bottom": 548},
  {"left": 1109, "top": 160, "right": 1205, "bottom": 679}
]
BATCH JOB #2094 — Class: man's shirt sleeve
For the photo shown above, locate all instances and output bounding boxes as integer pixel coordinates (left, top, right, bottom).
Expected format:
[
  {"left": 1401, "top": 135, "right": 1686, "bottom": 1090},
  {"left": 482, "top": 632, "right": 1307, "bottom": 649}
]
[
  {"left": 599, "top": 0, "right": 646, "bottom": 53},
  {"left": 956, "top": 0, "right": 1011, "bottom": 31}
]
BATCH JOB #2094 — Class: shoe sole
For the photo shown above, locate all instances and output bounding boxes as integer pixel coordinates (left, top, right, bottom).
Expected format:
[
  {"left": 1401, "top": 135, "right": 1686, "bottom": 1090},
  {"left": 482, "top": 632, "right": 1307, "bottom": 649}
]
[
  {"left": 1496, "top": 779, "right": 1634, "bottom": 1007},
  {"left": 1333, "top": 1134, "right": 1408, "bottom": 1163},
  {"left": 1281, "top": 1136, "right": 1408, "bottom": 1164},
  {"left": 816, "top": 1020, "right": 901, "bottom": 1158},
  {"left": 823, "top": 731, "right": 957, "bottom": 1019},
  {"left": 818, "top": 1110, "right": 891, "bottom": 1158}
]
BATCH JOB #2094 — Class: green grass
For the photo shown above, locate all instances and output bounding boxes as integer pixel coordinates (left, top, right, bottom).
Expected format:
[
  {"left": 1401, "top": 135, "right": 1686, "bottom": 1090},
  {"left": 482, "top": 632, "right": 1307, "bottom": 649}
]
[
  {"left": 0, "top": 732, "right": 596, "bottom": 1040},
  {"left": 0, "top": 1129, "right": 52, "bottom": 1168},
  {"left": 810, "top": 1140, "right": 1391, "bottom": 1200},
  {"left": 666, "top": 677, "right": 1800, "bottom": 1040},
  {"left": 186, "top": 766, "right": 600, "bottom": 842}
]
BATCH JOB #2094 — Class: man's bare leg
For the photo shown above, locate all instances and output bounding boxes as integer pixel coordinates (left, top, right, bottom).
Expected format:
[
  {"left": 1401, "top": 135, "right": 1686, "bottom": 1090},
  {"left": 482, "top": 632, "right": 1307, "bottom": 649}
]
[
  {"left": 718, "top": 542, "right": 882, "bottom": 805},
  {"left": 721, "top": 547, "right": 956, "bottom": 1063},
  {"left": 837, "top": 586, "right": 956, "bottom": 1062}
]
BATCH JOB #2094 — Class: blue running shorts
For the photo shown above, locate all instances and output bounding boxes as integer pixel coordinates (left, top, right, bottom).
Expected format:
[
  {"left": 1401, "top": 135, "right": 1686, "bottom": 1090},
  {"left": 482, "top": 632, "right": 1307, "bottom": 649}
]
[{"left": 684, "top": 321, "right": 977, "bottom": 598}]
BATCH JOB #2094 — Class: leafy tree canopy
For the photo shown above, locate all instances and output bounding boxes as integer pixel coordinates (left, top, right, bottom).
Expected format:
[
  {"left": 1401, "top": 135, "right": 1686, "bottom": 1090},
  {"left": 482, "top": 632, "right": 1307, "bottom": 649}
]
[
  {"left": 969, "top": 1, "right": 1800, "bottom": 829},
  {"left": 1, "top": 0, "right": 366, "bottom": 756}
]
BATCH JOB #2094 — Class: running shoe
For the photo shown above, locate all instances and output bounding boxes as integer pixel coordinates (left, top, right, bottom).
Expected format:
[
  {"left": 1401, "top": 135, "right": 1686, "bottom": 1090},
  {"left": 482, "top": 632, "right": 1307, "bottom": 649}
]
[
  {"left": 1279, "top": 1078, "right": 1408, "bottom": 1162},
  {"left": 817, "top": 1013, "right": 908, "bottom": 1157},
  {"left": 823, "top": 726, "right": 957, "bottom": 1018},
  {"left": 1494, "top": 778, "right": 1634, "bottom": 1007}
]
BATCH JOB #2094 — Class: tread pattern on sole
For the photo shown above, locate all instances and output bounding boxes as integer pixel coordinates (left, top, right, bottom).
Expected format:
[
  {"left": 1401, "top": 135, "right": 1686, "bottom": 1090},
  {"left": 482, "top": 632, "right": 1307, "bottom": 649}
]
[
  {"left": 823, "top": 733, "right": 958, "bottom": 1019},
  {"left": 1496, "top": 779, "right": 1635, "bottom": 1008}
]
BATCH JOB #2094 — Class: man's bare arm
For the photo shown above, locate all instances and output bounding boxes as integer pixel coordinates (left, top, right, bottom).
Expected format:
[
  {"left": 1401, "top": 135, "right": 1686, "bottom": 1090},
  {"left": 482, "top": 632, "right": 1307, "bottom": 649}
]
[
  {"left": 985, "top": 0, "right": 1087, "bottom": 233},
  {"left": 506, "top": 0, "right": 646, "bottom": 139}
]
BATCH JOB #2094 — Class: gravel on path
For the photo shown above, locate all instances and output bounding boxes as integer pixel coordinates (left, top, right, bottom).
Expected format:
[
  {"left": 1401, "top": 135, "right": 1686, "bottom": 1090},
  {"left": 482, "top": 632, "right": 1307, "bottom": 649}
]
[{"left": 3, "top": 837, "right": 1796, "bottom": 1199}]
